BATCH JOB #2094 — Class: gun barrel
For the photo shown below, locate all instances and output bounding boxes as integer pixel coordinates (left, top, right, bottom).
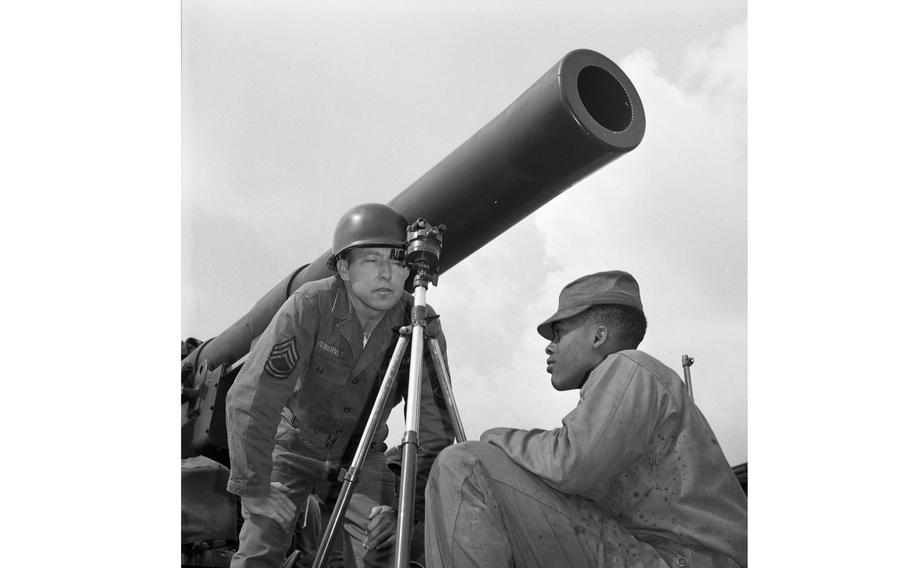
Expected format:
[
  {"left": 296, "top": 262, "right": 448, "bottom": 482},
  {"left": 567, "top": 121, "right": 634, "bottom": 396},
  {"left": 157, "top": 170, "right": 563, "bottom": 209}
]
[{"left": 184, "top": 49, "right": 645, "bottom": 374}]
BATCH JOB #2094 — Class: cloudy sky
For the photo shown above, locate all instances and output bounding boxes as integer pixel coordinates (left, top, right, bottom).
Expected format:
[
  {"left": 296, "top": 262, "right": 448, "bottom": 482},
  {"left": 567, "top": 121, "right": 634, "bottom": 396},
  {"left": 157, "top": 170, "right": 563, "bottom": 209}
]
[{"left": 182, "top": 0, "right": 748, "bottom": 465}]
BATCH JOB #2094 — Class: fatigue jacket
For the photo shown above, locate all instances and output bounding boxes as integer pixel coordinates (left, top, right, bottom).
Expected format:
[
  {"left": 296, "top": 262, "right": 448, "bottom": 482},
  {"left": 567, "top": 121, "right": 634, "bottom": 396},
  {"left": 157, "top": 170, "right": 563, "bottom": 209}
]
[
  {"left": 225, "top": 276, "right": 454, "bottom": 516},
  {"left": 481, "top": 349, "right": 747, "bottom": 566}
]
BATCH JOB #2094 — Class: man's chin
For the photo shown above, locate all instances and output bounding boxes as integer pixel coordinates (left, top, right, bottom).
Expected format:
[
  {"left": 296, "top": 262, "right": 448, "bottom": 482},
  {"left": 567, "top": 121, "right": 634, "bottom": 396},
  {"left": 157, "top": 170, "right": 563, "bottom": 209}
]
[
  {"left": 551, "top": 375, "right": 583, "bottom": 391},
  {"left": 367, "top": 297, "right": 401, "bottom": 312}
]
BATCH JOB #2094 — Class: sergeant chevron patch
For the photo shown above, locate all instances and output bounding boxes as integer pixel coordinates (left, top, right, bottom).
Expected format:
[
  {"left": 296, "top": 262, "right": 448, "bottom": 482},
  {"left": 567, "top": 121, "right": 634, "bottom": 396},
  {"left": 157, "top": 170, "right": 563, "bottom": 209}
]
[{"left": 264, "top": 338, "right": 299, "bottom": 380}]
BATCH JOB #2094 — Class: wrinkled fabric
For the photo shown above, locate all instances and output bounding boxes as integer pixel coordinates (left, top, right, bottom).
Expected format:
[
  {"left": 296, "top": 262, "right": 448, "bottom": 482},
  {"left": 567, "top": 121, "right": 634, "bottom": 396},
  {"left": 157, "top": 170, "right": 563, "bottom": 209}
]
[
  {"left": 426, "top": 441, "right": 672, "bottom": 568},
  {"left": 428, "top": 349, "right": 746, "bottom": 567},
  {"left": 182, "top": 456, "right": 237, "bottom": 544},
  {"left": 225, "top": 275, "right": 455, "bottom": 567}
]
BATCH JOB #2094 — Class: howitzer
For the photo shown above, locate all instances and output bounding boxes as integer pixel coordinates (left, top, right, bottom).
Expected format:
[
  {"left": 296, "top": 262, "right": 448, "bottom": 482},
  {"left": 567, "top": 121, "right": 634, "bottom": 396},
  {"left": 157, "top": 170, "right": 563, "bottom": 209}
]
[{"left": 181, "top": 48, "right": 646, "bottom": 457}]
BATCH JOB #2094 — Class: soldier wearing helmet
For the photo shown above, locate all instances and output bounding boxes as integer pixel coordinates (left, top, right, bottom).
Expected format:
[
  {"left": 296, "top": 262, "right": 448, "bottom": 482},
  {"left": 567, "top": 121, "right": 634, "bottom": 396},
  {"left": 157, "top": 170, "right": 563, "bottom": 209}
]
[{"left": 225, "top": 203, "right": 455, "bottom": 568}]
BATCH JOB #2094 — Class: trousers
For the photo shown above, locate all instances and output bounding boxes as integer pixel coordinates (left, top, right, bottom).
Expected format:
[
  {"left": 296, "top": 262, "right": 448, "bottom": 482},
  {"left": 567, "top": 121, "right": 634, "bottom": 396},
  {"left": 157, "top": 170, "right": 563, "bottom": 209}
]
[
  {"left": 231, "top": 441, "right": 397, "bottom": 568},
  {"left": 425, "top": 442, "right": 681, "bottom": 568}
]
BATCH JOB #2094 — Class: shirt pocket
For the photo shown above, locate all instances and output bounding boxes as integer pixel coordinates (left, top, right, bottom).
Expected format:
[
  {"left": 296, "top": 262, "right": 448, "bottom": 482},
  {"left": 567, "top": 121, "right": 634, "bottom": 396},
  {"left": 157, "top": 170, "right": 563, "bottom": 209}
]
[
  {"left": 308, "top": 352, "right": 350, "bottom": 389},
  {"left": 300, "top": 352, "right": 351, "bottom": 419}
]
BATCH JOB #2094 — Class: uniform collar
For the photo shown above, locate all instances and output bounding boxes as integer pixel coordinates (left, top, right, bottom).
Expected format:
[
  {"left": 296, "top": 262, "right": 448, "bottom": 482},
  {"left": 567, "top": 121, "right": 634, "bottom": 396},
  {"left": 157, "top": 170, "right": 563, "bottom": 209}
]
[
  {"left": 353, "top": 300, "right": 408, "bottom": 379},
  {"left": 330, "top": 276, "right": 352, "bottom": 321},
  {"left": 330, "top": 277, "right": 362, "bottom": 360}
]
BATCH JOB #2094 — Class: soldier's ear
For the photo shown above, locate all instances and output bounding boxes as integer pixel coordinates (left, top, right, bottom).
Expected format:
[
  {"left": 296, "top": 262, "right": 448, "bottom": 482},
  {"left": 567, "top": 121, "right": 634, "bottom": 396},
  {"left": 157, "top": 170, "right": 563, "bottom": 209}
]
[
  {"left": 336, "top": 258, "right": 351, "bottom": 281},
  {"left": 592, "top": 325, "right": 609, "bottom": 349}
]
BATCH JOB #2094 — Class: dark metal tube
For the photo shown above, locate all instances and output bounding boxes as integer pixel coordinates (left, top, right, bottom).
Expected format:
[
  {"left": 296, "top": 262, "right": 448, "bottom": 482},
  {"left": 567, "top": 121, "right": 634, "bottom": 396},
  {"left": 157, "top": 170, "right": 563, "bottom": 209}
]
[{"left": 184, "top": 48, "right": 645, "bottom": 374}]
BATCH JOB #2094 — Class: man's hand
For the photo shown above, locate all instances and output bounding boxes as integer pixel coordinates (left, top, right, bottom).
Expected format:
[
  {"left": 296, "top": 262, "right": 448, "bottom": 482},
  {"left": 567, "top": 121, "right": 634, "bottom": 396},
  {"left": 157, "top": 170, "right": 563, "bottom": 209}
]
[
  {"left": 363, "top": 505, "right": 397, "bottom": 551},
  {"left": 241, "top": 481, "right": 296, "bottom": 531}
]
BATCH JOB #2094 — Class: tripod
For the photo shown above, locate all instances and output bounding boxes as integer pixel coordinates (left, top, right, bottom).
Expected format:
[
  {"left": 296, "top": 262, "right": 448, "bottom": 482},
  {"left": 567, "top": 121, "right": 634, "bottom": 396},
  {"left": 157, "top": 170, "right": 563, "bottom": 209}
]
[{"left": 312, "top": 221, "right": 466, "bottom": 568}]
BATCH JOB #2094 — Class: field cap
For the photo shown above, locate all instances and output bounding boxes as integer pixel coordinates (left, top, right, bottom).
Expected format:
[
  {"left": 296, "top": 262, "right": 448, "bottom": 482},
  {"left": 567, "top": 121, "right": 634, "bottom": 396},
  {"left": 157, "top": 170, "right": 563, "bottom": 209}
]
[{"left": 536, "top": 270, "right": 644, "bottom": 340}]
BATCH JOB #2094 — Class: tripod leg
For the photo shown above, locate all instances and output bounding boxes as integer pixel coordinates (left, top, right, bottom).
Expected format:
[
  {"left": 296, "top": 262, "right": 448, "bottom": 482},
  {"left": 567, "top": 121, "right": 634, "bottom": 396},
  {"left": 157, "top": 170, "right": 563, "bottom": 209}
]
[
  {"left": 394, "top": 285, "right": 432, "bottom": 568},
  {"left": 427, "top": 337, "right": 466, "bottom": 443},
  {"left": 312, "top": 331, "right": 411, "bottom": 568}
]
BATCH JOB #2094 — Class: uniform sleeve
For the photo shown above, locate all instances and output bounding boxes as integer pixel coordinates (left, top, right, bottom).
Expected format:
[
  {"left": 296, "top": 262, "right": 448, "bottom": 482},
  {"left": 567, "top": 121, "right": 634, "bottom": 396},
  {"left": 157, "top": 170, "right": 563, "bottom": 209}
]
[
  {"left": 407, "top": 309, "right": 456, "bottom": 519},
  {"left": 480, "top": 353, "right": 669, "bottom": 497},
  {"left": 224, "top": 293, "right": 316, "bottom": 497}
]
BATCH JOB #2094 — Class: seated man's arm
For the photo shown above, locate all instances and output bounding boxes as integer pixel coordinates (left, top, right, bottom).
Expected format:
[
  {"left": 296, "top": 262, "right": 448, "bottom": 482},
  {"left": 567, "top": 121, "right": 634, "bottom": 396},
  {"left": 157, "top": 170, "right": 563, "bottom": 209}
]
[{"left": 481, "top": 353, "right": 670, "bottom": 496}]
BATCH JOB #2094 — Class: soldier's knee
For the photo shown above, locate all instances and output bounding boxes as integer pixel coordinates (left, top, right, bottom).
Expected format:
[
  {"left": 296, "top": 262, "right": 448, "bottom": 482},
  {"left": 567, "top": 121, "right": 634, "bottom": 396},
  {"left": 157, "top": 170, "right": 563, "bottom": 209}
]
[
  {"left": 442, "top": 440, "right": 490, "bottom": 465},
  {"left": 430, "top": 441, "right": 493, "bottom": 483}
]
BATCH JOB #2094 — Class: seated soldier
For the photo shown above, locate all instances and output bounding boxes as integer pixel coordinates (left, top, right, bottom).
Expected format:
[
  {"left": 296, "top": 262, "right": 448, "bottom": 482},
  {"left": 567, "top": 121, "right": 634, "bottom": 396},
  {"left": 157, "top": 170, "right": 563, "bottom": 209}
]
[{"left": 424, "top": 270, "right": 747, "bottom": 568}]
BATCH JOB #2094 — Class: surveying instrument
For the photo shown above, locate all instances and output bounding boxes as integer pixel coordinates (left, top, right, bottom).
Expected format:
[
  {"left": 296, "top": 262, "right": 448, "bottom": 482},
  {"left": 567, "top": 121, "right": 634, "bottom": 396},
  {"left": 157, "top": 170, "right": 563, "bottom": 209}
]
[{"left": 311, "top": 219, "right": 467, "bottom": 568}]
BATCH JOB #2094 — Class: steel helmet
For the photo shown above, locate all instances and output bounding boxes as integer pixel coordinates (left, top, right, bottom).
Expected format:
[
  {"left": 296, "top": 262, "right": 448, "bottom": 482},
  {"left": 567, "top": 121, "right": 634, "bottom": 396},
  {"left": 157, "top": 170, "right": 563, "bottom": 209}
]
[{"left": 327, "top": 203, "right": 408, "bottom": 270}]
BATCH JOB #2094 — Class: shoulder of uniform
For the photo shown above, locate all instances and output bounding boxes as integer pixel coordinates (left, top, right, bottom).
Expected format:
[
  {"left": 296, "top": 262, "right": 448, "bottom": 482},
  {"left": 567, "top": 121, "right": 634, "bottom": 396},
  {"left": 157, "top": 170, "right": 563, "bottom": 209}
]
[
  {"left": 612, "top": 349, "right": 684, "bottom": 388},
  {"left": 278, "top": 277, "right": 340, "bottom": 319},
  {"left": 612, "top": 349, "right": 658, "bottom": 372},
  {"left": 614, "top": 348, "right": 652, "bottom": 365},
  {"left": 289, "top": 275, "right": 338, "bottom": 301}
]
